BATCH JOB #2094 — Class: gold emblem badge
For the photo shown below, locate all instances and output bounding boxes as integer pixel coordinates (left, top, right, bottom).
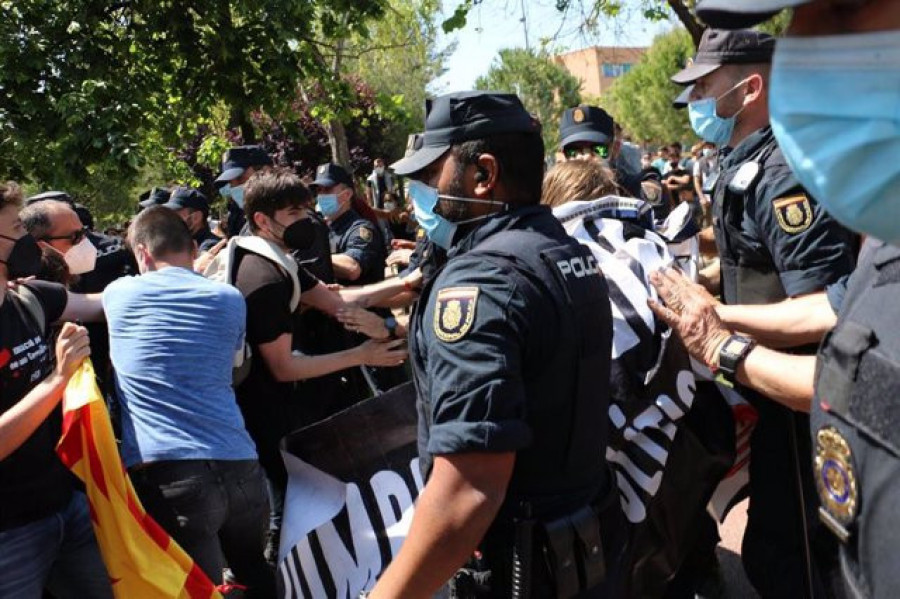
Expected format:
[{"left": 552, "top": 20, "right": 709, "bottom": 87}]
[
  {"left": 416, "top": 227, "right": 425, "bottom": 241},
  {"left": 358, "top": 227, "right": 373, "bottom": 242},
  {"left": 815, "top": 426, "right": 858, "bottom": 541},
  {"left": 773, "top": 194, "right": 813, "bottom": 234},
  {"left": 433, "top": 286, "right": 479, "bottom": 342},
  {"left": 573, "top": 108, "right": 585, "bottom": 123}
]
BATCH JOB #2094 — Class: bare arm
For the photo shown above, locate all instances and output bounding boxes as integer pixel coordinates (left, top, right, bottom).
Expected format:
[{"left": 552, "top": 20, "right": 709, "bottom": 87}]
[
  {"left": 0, "top": 324, "right": 89, "bottom": 460},
  {"left": 59, "top": 291, "right": 104, "bottom": 323},
  {"left": 717, "top": 292, "right": 836, "bottom": 348},
  {"left": 735, "top": 346, "right": 815, "bottom": 412},
  {"left": 256, "top": 333, "right": 406, "bottom": 383},
  {"left": 338, "top": 268, "right": 422, "bottom": 309},
  {"left": 370, "top": 452, "right": 515, "bottom": 599},
  {"left": 331, "top": 254, "right": 362, "bottom": 282}
]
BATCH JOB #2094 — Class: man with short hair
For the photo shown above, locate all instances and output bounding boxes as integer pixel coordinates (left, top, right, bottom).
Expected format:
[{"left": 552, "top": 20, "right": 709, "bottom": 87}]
[
  {"left": 234, "top": 170, "right": 406, "bottom": 561},
  {"left": 372, "top": 91, "right": 624, "bottom": 597},
  {"left": 365, "top": 157, "right": 396, "bottom": 210},
  {"left": 670, "top": 26, "right": 857, "bottom": 598},
  {"left": 163, "top": 186, "right": 221, "bottom": 252},
  {"left": 215, "top": 145, "right": 274, "bottom": 236},
  {"left": 0, "top": 181, "right": 110, "bottom": 598},
  {"left": 103, "top": 206, "right": 273, "bottom": 596},
  {"left": 311, "top": 163, "right": 387, "bottom": 286}
]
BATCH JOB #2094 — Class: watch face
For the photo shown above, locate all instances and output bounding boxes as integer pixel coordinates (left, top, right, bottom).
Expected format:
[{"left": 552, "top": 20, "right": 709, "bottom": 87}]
[{"left": 724, "top": 338, "right": 749, "bottom": 355}]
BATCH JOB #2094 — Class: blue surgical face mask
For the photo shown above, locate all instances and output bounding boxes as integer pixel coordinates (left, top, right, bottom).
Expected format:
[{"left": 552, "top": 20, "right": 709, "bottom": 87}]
[
  {"left": 688, "top": 79, "right": 748, "bottom": 146},
  {"left": 407, "top": 180, "right": 505, "bottom": 250},
  {"left": 316, "top": 193, "right": 341, "bottom": 218},
  {"left": 770, "top": 31, "right": 900, "bottom": 244}
]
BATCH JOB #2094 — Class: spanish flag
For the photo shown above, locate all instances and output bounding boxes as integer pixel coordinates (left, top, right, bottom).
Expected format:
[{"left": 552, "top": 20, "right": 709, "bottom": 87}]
[{"left": 56, "top": 360, "right": 222, "bottom": 599}]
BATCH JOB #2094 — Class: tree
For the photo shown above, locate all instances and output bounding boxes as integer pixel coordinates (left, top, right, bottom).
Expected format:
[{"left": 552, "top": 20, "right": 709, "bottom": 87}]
[
  {"left": 602, "top": 28, "right": 696, "bottom": 144},
  {"left": 474, "top": 48, "right": 582, "bottom": 152}
]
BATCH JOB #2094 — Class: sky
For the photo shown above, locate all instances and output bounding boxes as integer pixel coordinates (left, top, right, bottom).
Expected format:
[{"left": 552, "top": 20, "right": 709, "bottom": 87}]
[{"left": 431, "top": 0, "right": 678, "bottom": 93}]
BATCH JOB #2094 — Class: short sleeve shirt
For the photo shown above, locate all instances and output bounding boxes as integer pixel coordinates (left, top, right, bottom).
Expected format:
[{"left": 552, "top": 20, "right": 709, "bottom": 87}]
[{"left": 0, "top": 282, "right": 70, "bottom": 530}]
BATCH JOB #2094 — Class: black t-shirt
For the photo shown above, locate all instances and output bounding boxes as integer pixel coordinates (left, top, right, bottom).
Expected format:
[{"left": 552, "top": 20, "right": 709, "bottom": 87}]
[
  {"left": 232, "top": 249, "right": 317, "bottom": 487},
  {"left": 0, "top": 281, "right": 70, "bottom": 531}
]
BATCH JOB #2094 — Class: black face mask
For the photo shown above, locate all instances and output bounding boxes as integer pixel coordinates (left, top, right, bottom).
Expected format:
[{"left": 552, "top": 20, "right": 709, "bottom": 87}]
[
  {"left": 280, "top": 218, "right": 317, "bottom": 251},
  {"left": 0, "top": 233, "right": 43, "bottom": 279}
]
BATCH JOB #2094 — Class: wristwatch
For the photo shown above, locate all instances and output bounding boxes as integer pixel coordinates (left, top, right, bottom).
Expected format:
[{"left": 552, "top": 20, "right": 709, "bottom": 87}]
[
  {"left": 384, "top": 316, "right": 398, "bottom": 338},
  {"left": 716, "top": 334, "right": 756, "bottom": 387}
]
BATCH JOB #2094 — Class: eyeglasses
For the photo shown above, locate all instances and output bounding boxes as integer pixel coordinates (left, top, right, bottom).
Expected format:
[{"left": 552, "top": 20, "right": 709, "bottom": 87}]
[
  {"left": 564, "top": 144, "right": 610, "bottom": 160},
  {"left": 43, "top": 227, "right": 87, "bottom": 245}
]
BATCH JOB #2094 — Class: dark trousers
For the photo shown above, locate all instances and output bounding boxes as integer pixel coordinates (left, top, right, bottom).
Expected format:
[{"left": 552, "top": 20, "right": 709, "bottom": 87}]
[{"left": 130, "top": 459, "right": 275, "bottom": 598}]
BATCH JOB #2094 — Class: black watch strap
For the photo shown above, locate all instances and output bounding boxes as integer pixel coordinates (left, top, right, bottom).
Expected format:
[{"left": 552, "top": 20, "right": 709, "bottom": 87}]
[{"left": 717, "top": 334, "right": 756, "bottom": 387}]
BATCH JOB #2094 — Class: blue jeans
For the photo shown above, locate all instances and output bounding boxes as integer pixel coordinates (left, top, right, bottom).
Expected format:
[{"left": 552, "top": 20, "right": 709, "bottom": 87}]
[
  {"left": 129, "top": 459, "right": 274, "bottom": 598},
  {"left": 0, "top": 491, "right": 112, "bottom": 599}
]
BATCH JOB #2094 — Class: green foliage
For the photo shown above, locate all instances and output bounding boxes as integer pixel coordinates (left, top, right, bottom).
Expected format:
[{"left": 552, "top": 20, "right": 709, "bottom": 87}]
[
  {"left": 474, "top": 48, "right": 582, "bottom": 151},
  {"left": 603, "top": 28, "right": 696, "bottom": 145}
]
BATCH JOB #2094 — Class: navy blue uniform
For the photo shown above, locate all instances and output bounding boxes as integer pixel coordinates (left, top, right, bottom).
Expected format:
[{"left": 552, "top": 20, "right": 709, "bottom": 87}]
[
  {"left": 411, "top": 205, "right": 624, "bottom": 597},
  {"left": 328, "top": 209, "right": 386, "bottom": 286},
  {"left": 194, "top": 226, "right": 221, "bottom": 253},
  {"left": 712, "top": 126, "right": 856, "bottom": 598},
  {"left": 812, "top": 241, "right": 900, "bottom": 598}
]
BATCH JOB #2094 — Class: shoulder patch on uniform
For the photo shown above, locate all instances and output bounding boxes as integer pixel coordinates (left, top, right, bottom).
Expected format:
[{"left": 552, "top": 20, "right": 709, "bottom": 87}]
[
  {"left": 416, "top": 227, "right": 426, "bottom": 241},
  {"left": 358, "top": 226, "right": 373, "bottom": 242},
  {"left": 814, "top": 426, "right": 858, "bottom": 541},
  {"left": 433, "top": 286, "right": 479, "bottom": 343},
  {"left": 773, "top": 194, "right": 813, "bottom": 234}
]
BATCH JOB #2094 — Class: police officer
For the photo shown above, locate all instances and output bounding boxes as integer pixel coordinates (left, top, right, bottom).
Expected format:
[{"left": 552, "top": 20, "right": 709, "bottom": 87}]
[
  {"left": 370, "top": 91, "right": 624, "bottom": 598},
  {"left": 162, "top": 186, "right": 221, "bottom": 252},
  {"left": 137, "top": 186, "right": 171, "bottom": 212},
  {"left": 215, "top": 145, "right": 273, "bottom": 237},
  {"left": 688, "top": 1, "right": 900, "bottom": 596},
  {"left": 310, "top": 163, "right": 386, "bottom": 287},
  {"left": 670, "top": 27, "right": 857, "bottom": 599}
]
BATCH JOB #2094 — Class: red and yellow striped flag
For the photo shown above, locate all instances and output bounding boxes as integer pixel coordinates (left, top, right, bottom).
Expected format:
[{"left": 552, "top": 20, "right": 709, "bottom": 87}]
[{"left": 56, "top": 360, "right": 222, "bottom": 599}]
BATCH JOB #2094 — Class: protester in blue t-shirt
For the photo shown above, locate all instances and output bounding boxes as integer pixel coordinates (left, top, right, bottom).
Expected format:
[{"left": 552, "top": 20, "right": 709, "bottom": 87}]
[{"left": 103, "top": 207, "right": 274, "bottom": 597}]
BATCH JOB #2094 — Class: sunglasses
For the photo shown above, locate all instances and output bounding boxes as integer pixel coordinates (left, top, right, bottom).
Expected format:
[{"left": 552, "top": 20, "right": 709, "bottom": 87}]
[
  {"left": 564, "top": 144, "right": 610, "bottom": 159},
  {"left": 43, "top": 227, "right": 88, "bottom": 245}
]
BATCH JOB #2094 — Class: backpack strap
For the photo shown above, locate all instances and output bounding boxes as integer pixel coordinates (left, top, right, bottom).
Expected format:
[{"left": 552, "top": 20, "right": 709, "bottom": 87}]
[{"left": 234, "top": 236, "right": 301, "bottom": 312}]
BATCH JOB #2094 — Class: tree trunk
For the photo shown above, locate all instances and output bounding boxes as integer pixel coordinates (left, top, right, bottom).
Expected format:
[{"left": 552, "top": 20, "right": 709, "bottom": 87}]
[
  {"left": 230, "top": 107, "right": 256, "bottom": 144},
  {"left": 668, "top": 0, "right": 706, "bottom": 47},
  {"left": 327, "top": 119, "right": 352, "bottom": 170}
]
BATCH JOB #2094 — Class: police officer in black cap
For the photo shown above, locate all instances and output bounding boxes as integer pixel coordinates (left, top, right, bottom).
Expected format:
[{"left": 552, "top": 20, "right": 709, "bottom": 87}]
[
  {"left": 370, "top": 91, "right": 624, "bottom": 598},
  {"left": 670, "top": 26, "right": 857, "bottom": 599},
  {"left": 310, "top": 163, "right": 387, "bottom": 287},
  {"left": 685, "top": 0, "right": 900, "bottom": 597},
  {"left": 163, "top": 186, "right": 221, "bottom": 252},
  {"left": 215, "top": 145, "right": 273, "bottom": 236},
  {"left": 137, "top": 186, "right": 171, "bottom": 213}
]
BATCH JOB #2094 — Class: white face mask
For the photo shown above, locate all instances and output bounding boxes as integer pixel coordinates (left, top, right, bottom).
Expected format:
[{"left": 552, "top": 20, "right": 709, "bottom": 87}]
[
  {"left": 65, "top": 236, "right": 98, "bottom": 275},
  {"left": 375, "top": 166, "right": 385, "bottom": 175}
]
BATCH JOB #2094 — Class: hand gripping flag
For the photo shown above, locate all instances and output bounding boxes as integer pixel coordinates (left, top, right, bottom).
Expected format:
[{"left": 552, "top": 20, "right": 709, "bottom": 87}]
[{"left": 56, "top": 360, "right": 221, "bottom": 599}]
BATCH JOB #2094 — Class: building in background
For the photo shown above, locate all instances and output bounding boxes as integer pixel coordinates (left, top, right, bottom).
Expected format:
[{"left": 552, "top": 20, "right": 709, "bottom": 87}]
[{"left": 553, "top": 46, "right": 647, "bottom": 99}]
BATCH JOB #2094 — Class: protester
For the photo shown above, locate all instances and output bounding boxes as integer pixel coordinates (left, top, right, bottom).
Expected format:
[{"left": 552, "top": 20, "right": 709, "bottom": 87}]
[
  {"left": 103, "top": 206, "right": 274, "bottom": 595},
  {"left": 668, "top": 26, "right": 858, "bottom": 598},
  {"left": 372, "top": 91, "right": 625, "bottom": 598},
  {"left": 365, "top": 157, "right": 397, "bottom": 210},
  {"left": 542, "top": 159, "right": 619, "bottom": 208},
  {"left": 231, "top": 170, "right": 406, "bottom": 564},
  {"left": 0, "top": 181, "right": 111, "bottom": 598}
]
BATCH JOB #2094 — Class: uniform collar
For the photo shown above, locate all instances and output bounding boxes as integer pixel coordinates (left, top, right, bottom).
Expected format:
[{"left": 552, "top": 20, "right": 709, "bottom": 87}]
[
  {"left": 723, "top": 126, "right": 774, "bottom": 168},
  {"left": 448, "top": 204, "right": 552, "bottom": 259}
]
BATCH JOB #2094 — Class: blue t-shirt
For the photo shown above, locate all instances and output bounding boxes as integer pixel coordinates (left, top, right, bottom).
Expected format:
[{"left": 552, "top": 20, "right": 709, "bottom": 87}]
[{"left": 103, "top": 266, "right": 256, "bottom": 467}]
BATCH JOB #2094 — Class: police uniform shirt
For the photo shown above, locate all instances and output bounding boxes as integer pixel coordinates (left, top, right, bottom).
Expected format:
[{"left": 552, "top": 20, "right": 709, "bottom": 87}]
[
  {"left": 194, "top": 226, "right": 221, "bottom": 253},
  {"left": 812, "top": 240, "right": 900, "bottom": 597},
  {"left": 713, "top": 126, "right": 856, "bottom": 305},
  {"left": 410, "top": 205, "right": 611, "bottom": 513},
  {"left": 329, "top": 209, "right": 386, "bottom": 286}
]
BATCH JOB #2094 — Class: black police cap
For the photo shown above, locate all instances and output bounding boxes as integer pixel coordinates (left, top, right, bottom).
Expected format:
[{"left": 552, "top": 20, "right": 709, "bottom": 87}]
[
  {"left": 163, "top": 187, "right": 209, "bottom": 212},
  {"left": 696, "top": 0, "right": 810, "bottom": 29},
  {"left": 559, "top": 105, "right": 615, "bottom": 149},
  {"left": 391, "top": 91, "right": 540, "bottom": 176},
  {"left": 671, "top": 29, "right": 775, "bottom": 85},
  {"left": 311, "top": 163, "right": 354, "bottom": 189},
  {"left": 215, "top": 145, "right": 273, "bottom": 185},
  {"left": 138, "top": 186, "right": 171, "bottom": 209},
  {"left": 672, "top": 85, "right": 694, "bottom": 110}
]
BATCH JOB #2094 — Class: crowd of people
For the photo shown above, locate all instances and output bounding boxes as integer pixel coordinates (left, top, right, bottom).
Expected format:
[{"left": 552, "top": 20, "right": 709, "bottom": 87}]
[{"left": 1, "top": 0, "right": 897, "bottom": 597}]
